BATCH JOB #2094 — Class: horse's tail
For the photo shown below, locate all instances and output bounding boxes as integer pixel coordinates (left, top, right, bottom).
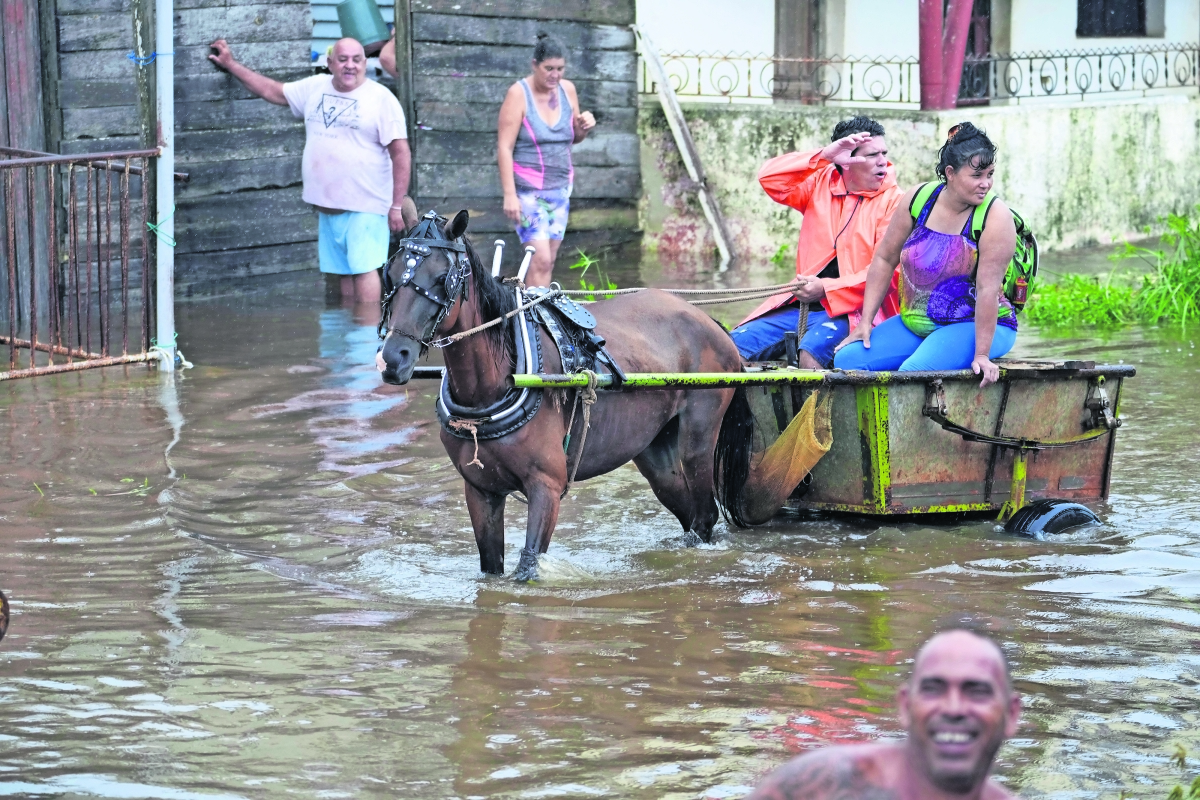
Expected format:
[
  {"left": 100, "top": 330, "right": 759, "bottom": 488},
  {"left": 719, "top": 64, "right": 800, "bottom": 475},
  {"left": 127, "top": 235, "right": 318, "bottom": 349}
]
[{"left": 714, "top": 386, "right": 756, "bottom": 528}]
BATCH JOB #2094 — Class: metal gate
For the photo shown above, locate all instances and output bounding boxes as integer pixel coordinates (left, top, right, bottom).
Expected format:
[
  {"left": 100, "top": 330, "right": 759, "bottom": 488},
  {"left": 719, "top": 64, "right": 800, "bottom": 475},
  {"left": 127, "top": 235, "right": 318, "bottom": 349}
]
[{"left": 0, "top": 148, "right": 162, "bottom": 380}]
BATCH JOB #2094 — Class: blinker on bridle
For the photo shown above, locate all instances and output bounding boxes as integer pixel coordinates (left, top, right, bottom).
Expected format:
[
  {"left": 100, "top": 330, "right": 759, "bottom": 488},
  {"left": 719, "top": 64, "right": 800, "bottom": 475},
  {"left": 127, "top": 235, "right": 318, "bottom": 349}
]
[{"left": 379, "top": 211, "right": 472, "bottom": 345}]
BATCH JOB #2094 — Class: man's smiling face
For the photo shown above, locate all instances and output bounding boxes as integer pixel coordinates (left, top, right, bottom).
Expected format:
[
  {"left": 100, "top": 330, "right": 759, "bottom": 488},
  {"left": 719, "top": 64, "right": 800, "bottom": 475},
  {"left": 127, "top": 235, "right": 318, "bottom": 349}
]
[
  {"left": 898, "top": 630, "right": 1021, "bottom": 794},
  {"left": 331, "top": 38, "right": 367, "bottom": 92}
]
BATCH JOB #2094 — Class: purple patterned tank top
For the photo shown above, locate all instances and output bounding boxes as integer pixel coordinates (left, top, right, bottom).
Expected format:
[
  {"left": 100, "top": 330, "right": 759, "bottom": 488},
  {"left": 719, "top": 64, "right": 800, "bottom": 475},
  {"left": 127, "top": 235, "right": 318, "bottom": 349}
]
[{"left": 899, "top": 184, "right": 1016, "bottom": 337}]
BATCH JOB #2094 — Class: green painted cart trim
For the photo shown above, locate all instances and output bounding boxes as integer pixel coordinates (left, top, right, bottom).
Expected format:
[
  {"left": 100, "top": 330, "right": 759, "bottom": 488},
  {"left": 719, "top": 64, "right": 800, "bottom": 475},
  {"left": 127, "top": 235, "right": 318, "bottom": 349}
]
[
  {"left": 792, "top": 501, "right": 1004, "bottom": 515},
  {"left": 855, "top": 385, "right": 891, "bottom": 513},
  {"left": 505, "top": 363, "right": 1137, "bottom": 391}
]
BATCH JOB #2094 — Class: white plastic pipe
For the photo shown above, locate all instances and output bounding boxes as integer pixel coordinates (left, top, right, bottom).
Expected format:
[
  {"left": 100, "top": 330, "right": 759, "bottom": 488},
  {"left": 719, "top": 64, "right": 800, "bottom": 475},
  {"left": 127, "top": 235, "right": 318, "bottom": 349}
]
[
  {"left": 515, "top": 245, "right": 536, "bottom": 283},
  {"left": 490, "top": 239, "right": 505, "bottom": 277},
  {"left": 154, "top": 0, "right": 176, "bottom": 370}
]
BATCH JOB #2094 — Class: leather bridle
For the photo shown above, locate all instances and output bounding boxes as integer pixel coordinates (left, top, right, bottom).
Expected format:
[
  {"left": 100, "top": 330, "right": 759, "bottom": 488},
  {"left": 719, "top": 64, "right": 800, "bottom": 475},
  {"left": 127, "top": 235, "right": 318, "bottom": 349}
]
[{"left": 378, "top": 211, "right": 472, "bottom": 345}]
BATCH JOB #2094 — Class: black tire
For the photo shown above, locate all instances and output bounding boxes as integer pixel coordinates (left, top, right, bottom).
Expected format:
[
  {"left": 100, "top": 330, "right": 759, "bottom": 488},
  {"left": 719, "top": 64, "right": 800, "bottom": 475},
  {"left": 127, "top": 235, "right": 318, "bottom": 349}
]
[{"left": 1005, "top": 499, "right": 1101, "bottom": 537}]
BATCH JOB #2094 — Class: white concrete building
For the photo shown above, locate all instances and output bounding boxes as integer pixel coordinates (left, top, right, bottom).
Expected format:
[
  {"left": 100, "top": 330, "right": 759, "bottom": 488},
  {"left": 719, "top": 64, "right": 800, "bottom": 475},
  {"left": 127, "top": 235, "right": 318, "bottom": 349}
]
[{"left": 636, "top": 0, "right": 1200, "bottom": 60}]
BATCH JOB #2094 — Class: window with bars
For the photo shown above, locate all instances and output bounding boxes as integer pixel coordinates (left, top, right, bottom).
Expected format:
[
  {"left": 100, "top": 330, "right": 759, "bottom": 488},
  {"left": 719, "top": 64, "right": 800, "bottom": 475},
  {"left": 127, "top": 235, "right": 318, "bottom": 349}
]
[{"left": 1077, "top": 0, "right": 1146, "bottom": 37}]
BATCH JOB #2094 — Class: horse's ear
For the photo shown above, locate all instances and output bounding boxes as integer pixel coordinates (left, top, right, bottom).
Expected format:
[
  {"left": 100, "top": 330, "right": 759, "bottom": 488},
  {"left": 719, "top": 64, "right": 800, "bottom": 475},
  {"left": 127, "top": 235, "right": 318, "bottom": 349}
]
[
  {"left": 399, "top": 196, "right": 418, "bottom": 231},
  {"left": 445, "top": 209, "right": 470, "bottom": 240}
]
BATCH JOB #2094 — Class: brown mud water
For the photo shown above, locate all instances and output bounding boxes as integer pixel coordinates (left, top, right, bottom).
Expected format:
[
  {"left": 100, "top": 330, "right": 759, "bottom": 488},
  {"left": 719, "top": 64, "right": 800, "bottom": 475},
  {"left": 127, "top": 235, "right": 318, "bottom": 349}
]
[{"left": 1, "top": 268, "right": 1199, "bottom": 799}]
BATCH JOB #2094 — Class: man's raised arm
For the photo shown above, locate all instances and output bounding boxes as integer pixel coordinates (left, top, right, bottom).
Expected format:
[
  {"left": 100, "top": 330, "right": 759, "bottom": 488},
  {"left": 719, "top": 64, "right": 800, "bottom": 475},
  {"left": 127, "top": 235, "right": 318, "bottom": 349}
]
[{"left": 208, "top": 39, "right": 288, "bottom": 106}]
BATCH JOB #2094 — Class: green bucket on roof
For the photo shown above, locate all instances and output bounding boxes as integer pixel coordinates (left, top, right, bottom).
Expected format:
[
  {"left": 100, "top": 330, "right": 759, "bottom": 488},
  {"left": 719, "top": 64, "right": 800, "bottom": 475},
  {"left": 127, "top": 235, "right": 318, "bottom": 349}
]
[{"left": 336, "top": 0, "right": 390, "bottom": 54}]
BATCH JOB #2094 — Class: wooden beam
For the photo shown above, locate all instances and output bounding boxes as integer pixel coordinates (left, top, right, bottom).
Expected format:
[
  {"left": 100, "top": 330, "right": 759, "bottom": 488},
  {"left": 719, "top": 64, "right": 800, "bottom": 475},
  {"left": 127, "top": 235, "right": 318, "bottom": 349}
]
[
  {"left": 394, "top": 0, "right": 416, "bottom": 196},
  {"left": 634, "top": 25, "right": 734, "bottom": 268},
  {"left": 38, "top": 0, "right": 62, "bottom": 153}
]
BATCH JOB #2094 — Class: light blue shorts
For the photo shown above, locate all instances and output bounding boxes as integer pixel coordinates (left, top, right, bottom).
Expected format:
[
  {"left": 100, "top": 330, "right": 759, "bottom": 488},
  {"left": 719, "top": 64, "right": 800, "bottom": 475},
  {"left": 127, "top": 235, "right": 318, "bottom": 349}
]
[{"left": 318, "top": 211, "right": 390, "bottom": 275}]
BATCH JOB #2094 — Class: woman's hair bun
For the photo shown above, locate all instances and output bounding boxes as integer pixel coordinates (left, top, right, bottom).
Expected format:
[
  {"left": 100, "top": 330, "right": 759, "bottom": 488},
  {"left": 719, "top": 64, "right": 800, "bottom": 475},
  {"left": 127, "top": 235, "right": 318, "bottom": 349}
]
[
  {"left": 532, "top": 32, "right": 565, "bottom": 63},
  {"left": 936, "top": 121, "right": 996, "bottom": 180}
]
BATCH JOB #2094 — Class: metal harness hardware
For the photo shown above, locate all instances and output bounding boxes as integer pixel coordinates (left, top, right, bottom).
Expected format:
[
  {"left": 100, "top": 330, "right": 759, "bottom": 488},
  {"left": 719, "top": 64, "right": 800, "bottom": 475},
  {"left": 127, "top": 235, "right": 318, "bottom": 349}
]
[{"left": 378, "top": 212, "right": 470, "bottom": 345}]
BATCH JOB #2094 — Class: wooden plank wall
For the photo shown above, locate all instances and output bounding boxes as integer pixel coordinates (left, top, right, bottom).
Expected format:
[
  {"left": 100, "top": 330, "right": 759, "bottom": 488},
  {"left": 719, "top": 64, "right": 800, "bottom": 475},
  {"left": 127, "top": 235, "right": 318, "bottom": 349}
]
[
  {"left": 51, "top": 0, "right": 316, "bottom": 292},
  {"left": 409, "top": 0, "right": 641, "bottom": 257}
]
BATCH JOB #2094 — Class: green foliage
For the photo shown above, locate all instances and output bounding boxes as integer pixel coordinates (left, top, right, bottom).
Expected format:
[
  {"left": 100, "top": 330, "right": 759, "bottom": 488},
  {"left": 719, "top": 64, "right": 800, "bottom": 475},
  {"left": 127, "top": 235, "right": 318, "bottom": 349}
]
[
  {"left": 567, "top": 249, "right": 618, "bottom": 301},
  {"left": 1023, "top": 273, "right": 1139, "bottom": 326},
  {"left": 1117, "top": 209, "right": 1200, "bottom": 325},
  {"left": 1024, "top": 206, "right": 1200, "bottom": 328},
  {"left": 1155, "top": 745, "right": 1200, "bottom": 800},
  {"left": 769, "top": 243, "right": 792, "bottom": 267}
]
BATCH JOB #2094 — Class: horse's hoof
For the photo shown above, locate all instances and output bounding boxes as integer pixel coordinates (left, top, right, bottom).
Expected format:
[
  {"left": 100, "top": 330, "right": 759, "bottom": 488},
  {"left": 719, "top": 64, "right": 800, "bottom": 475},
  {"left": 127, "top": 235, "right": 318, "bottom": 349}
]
[
  {"left": 0, "top": 589, "right": 9, "bottom": 643},
  {"left": 682, "top": 530, "right": 703, "bottom": 548},
  {"left": 512, "top": 548, "right": 540, "bottom": 582}
]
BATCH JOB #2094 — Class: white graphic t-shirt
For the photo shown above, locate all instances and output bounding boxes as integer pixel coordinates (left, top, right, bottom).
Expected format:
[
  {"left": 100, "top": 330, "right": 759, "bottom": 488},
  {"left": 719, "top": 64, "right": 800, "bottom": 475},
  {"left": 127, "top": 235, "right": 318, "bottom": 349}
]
[{"left": 282, "top": 75, "right": 407, "bottom": 216}]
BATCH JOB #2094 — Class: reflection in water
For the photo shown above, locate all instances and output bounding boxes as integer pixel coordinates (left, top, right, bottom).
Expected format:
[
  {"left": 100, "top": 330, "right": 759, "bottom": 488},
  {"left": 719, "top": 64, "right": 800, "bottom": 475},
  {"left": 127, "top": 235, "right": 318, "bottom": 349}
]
[{"left": 0, "top": 271, "right": 1198, "bottom": 798}]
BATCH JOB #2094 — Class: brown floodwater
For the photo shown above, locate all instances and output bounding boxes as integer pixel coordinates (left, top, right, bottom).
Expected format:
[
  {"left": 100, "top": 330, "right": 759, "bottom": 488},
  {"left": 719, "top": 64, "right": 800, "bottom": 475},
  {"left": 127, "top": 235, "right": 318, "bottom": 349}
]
[{"left": 1, "top": 254, "right": 1198, "bottom": 800}]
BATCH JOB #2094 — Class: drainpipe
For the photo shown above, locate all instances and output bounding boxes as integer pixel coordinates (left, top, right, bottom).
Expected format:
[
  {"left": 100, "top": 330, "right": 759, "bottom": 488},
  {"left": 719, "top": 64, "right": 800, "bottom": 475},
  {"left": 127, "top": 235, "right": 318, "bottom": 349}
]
[
  {"left": 918, "top": 0, "right": 944, "bottom": 110},
  {"left": 155, "top": 0, "right": 176, "bottom": 370},
  {"left": 940, "top": 0, "right": 976, "bottom": 109}
]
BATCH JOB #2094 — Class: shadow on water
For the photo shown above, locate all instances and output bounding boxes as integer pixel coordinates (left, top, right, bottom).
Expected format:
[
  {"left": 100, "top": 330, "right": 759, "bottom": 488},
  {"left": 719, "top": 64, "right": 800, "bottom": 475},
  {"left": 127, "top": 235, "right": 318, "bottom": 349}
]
[{"left": 0, "top": 258, "right": 1199, "bottom": 798}]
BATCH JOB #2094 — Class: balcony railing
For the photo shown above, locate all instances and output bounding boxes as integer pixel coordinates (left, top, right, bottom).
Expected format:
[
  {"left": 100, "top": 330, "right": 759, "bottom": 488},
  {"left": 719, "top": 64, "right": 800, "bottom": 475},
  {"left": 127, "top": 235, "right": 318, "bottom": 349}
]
[{"left": 638, "top": 43, "right": 1200, "bottom": 106}]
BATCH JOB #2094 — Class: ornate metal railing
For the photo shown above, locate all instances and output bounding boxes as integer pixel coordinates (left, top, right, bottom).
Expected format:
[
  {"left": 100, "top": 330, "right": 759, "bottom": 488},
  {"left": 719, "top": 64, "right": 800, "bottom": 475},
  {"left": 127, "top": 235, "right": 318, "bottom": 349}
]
[
  {"left": 639, "top": 43, "right": 1199, "bottom": 106},
  {"left": 639, "top": 52, "right": 921, "bottom": 105},
  {"left": 961, "top": 43, "right": 1199, "bottom": 103}
]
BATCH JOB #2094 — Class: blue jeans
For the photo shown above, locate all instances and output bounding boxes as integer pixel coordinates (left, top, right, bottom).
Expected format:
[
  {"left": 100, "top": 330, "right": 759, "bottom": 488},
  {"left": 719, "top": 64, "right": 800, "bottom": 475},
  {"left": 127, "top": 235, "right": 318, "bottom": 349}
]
[
  {"left": 729, "top": 307, "right": 850, "bottom": 367},
  {"left": 833, "top": 315, "right": 1017, "bottom": 371}
]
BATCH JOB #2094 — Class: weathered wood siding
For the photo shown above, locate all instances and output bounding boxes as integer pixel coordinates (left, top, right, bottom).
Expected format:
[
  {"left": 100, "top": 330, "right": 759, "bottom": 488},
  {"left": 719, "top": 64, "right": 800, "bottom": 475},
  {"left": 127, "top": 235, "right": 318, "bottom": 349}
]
[
  {"left": 51, "top": 0, "right": 316, "bottom": 289},
  {"left": 409, "top": 0, "right": 640, "bottom": 253}
]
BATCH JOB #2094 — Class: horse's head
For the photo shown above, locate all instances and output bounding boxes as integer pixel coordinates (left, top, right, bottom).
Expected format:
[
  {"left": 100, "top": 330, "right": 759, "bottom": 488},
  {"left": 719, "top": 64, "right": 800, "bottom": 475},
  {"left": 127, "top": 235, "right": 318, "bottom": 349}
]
[{"left": 378, "top": 209, "right": 472, "bottom": 385}]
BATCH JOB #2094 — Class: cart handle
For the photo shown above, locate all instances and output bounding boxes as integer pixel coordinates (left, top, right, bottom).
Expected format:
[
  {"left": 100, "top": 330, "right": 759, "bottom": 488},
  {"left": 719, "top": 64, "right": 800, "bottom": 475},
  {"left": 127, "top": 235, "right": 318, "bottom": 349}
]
[{"left": 922, "top": 379, "right": 1120, "bottom": 452}]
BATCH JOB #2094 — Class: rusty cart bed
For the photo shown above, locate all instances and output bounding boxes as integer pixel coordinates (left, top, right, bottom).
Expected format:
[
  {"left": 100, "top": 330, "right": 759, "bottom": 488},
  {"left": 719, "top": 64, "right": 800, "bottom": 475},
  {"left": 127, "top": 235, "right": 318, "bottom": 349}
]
[{"left": 741, "top": 359, "right": 1132, "bottom": 520}]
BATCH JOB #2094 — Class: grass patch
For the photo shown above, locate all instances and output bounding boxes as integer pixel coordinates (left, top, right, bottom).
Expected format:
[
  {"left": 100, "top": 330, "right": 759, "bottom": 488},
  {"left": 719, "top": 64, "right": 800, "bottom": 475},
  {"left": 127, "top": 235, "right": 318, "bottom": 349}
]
[
  {"left": 567, "top": 249, "right": 619, "bottom": 301},
  {"left": 1026, "top": 207, "right": 1200, "bottom": 327}
]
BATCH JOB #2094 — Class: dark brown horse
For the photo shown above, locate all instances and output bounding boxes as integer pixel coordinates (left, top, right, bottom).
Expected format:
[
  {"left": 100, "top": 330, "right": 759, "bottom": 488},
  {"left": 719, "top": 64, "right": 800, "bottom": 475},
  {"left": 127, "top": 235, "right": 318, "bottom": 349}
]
[{"left": 378, "top": 211, "right": 768, "bottom": 581}]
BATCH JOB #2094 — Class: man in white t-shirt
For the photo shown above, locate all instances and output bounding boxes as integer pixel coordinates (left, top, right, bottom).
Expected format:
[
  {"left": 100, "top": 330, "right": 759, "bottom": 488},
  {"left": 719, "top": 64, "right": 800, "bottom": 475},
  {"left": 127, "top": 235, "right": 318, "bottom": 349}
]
[{"left": 208, "top": 37, "right": 412, "bottom": 304}]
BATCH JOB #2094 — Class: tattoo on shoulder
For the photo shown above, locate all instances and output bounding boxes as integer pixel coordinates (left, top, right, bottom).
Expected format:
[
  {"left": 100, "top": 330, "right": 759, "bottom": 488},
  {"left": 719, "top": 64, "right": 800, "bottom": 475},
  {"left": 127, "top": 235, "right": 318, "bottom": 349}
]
[{"left": 752, "top": 753, "right": 896, "bottom": 800}]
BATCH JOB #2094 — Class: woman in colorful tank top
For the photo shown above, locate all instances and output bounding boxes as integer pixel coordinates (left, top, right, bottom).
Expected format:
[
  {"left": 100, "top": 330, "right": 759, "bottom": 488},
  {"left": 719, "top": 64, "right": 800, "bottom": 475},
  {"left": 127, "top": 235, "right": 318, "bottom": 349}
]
[
  {"left": 833, "top": 123, "right": 1017, "bottom": 387},
  {"left": 497, "top": 34, "right": 596, "bottom": 287}
]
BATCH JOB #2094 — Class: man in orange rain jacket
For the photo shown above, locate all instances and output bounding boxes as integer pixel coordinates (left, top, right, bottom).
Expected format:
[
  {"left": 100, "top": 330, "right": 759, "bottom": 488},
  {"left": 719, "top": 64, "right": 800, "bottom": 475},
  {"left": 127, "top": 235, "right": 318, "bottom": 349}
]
[{"left": 729, "top": 117, "right": 904, "bottom": 368}]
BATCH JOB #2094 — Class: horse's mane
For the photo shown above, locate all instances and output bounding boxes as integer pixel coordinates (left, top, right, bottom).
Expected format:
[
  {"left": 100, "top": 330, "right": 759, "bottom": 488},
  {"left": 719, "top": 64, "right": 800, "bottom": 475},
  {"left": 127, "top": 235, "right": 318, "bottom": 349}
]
[{"left": 461, "top": 234, "right": 518, "bottom": 367}]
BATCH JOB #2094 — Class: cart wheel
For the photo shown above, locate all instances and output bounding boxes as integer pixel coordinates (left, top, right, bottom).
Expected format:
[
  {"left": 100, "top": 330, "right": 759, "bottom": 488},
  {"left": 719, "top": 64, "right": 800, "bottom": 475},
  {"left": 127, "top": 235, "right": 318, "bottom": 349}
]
[{"left": 1005, "top": 499, "right": 1101, "bottom": 537}]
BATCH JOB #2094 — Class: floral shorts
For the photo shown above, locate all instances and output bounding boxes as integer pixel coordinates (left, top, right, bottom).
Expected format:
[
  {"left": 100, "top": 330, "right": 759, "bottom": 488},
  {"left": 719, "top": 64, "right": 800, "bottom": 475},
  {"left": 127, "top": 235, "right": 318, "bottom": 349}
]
[{"left": 515, "top": 187, "right": 571, "bottom": 242}]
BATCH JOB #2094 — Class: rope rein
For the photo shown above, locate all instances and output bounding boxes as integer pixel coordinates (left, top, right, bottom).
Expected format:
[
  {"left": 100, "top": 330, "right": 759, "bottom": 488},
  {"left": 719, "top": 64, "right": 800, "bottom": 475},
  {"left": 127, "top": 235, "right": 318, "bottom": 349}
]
[
  {"left": 561, "top": 370, "right": 599, "bottom": 498},
  {"left": 557, "top": 279, "right": 802, "bottom": 298},
  {"left": 427, "top": 284, "right": 562, "bottom": 348},
  {"left": 428, "top": 280, "right": 803, "bottom": 348}
]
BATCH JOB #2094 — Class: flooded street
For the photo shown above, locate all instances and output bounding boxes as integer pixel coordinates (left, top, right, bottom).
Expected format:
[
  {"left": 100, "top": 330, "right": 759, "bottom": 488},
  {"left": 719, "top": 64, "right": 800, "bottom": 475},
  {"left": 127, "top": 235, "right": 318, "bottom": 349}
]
[{"left": 2, "top": 261, "right": 1199, "bottom": 800}]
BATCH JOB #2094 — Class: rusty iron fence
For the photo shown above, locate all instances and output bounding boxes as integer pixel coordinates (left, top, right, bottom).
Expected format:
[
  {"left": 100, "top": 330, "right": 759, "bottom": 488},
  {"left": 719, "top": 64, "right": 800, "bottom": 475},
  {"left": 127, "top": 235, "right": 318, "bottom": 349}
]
[
  {"left": 0, "top": 148, "right": 162, "bottom": 381},
  {"left": 638, "top": 43, "right": 1199, "bottom": 106}
]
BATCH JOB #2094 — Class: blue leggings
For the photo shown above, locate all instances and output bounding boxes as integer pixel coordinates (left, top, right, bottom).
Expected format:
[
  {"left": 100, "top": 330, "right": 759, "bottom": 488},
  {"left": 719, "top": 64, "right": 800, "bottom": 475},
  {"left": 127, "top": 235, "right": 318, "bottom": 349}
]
[{"left": 833, "top": 315, "right": 1017, "bottom": 372}]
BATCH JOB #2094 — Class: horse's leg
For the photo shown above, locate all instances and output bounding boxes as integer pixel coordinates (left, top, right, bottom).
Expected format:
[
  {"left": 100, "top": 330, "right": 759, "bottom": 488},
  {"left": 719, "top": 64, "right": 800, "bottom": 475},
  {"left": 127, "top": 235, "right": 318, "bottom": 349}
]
[
  {"left": 632, "top": 416, "right": 705, "bottom": 545},
  {"left": 464, "top": 482, "right": 506, "bottom": 575},
  {"left": 635, "top": 392, "right": 729, "bottom": 546},
  {"left": 512, "top": 473, "right": 564, "bottom": 582}
]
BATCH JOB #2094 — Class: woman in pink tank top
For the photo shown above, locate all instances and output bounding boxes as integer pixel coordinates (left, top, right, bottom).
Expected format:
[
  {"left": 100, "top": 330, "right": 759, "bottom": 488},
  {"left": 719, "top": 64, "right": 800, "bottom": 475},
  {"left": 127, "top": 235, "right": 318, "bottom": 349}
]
[{"left": 497, "top": 34, "right": 596, "bottom": 287}]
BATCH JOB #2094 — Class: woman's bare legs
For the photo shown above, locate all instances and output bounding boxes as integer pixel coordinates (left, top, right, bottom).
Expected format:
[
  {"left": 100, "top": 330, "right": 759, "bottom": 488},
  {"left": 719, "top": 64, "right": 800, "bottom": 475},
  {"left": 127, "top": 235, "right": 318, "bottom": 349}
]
[{"left": 523, "top": 238, "right": 563, "bottom": 287}]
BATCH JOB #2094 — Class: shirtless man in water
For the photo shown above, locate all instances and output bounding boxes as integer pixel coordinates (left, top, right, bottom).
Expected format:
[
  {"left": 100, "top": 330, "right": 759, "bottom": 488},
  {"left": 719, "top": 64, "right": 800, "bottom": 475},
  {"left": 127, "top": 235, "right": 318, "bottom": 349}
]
[{"left": 747, "top": 628, "right": 1022, "bottom": 800}]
